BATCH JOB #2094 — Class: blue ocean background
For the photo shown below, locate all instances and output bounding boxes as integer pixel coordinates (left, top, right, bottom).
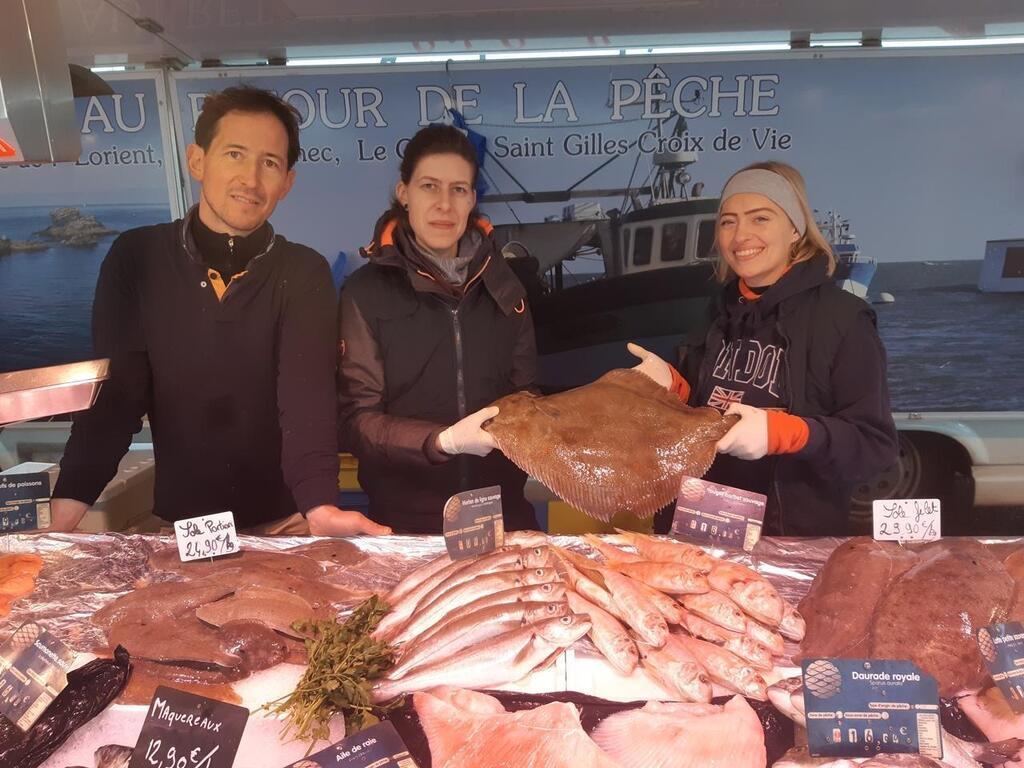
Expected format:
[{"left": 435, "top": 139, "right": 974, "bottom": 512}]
[
  {"left": 0, "top": 204, "right": 170, "bottom": 372},
  {"left": 1, "top": 210, "right": 1021, "bottom": 413}
]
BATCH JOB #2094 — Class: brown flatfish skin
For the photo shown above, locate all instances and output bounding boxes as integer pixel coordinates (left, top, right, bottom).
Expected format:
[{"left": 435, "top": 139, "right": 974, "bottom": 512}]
[
  {"left": 486, "top": 369, "right": 739, "bottom": 521},
  {"left": 869, "top": 539, "right": 1015, "bottom": 696},
  {"left": 798, "top": 537, "right": 918, "bottom": 660}
]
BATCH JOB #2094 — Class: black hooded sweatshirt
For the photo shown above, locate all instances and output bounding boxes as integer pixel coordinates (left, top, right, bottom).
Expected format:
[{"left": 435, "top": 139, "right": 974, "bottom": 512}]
[{"left": 670, "top": 257, "right": 898, "bottom": 535}]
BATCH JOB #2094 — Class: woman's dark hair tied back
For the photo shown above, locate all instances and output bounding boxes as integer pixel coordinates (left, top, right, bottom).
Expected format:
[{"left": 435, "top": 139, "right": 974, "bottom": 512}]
[
  {"left": 399, "top": 124, "right": 479, "bottom": 185},
  {"left": 389, "top": 123, "right": 482, "bottom": 226}
]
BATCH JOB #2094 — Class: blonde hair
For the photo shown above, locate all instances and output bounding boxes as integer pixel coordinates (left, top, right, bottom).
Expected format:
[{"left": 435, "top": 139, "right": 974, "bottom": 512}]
[{"left": 714, "top": 160, "right": 837, "bottom": 283}]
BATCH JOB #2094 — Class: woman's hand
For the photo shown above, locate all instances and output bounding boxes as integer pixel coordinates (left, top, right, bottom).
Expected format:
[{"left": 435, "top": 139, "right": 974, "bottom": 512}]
[
  {"left": 716, "top": 403, "right": 769, "bottom": 460},
  {"left": 437, "top": 406, "right": 500, "bottom": 457},
  {"left": 627, "top": 342, "right": 673, "bottom": 390}
]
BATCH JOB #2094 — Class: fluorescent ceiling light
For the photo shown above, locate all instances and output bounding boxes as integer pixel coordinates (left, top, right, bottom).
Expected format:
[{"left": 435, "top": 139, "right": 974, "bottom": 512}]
[
  {"left": 286, "top": 56, "right": 382, "bottom": 66},
  {"left": 624, "top": 42, "right": 790, "bottom": 55},
  {"left": 90, "top": 65, "right": 127, "bottom": 72},
  {"left": 393, "top": 53, "right": 481, "bottom": 63},
  {"left": 485, "top": 48, "right": 621, "bottom": 61},
  {"left": 811, "top": 40, "right": 862, "bottom": 48},
  {"left": 882, "top": 35, "right": 1024, "bottom": 48}
]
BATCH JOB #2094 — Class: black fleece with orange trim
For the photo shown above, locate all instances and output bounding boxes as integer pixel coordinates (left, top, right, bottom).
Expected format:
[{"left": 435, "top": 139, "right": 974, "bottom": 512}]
[
  {"left": 338, "top": 213, "right": 539, "bottom": 534},
  {"left": 663, "top": 256, "right": 898, "bottom": 536},
  {"left": 54, "top": 206, "right": 341, "bottom": 526}
]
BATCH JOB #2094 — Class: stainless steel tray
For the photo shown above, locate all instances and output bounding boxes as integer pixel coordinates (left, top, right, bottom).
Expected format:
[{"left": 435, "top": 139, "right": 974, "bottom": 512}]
[{"left": 0, "top": 359, "right": 109, "bottom": 426}]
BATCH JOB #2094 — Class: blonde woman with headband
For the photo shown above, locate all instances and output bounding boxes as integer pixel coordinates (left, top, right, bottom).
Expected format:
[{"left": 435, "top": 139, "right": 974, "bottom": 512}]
[{"left": 631, "top": 161, "right": 898, "bottom": 535}]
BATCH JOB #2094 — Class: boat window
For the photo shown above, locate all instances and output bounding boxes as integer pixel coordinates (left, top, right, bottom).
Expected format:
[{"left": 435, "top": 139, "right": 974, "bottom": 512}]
[
  {"left": 1002, "top": 247, "right": 1024, "bottom": 279},
  {"left": 697, "top": 219, "right": 717, "bottom": 260},
  {"left": 633, "top": 227, "right": 653, "bottom": 266},
  {"left": 622, "top": 229, "right": 632, "bottom": 270},
  {"left": 661, "top": 222, "right": 687, "bottom": 262}
]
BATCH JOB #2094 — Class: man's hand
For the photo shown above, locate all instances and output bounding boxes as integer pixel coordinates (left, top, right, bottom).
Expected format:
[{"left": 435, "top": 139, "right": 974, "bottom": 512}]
[
  {"left": 306, "top": 505, "right": 392, "bottom": 537},
  {"left": 627, "top": 342, "right": 673, "bottom": 390},
  {"left": 437, "top": 406, "right": 500, "bottom": 457},
  {"left": 716, "top": 403, "right": 769, "bottom": 460},
  {"left": 47, "top": 498, "right": 89, "bottom": 532}
]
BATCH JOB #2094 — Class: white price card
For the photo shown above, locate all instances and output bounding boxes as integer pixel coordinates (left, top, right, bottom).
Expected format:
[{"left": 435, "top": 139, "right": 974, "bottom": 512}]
[
  {"left": 873, "top": 499, "right": 941, "bottom": 542},
  {"left": 174, "top": 511, "right": 240, "bottom": 562}
]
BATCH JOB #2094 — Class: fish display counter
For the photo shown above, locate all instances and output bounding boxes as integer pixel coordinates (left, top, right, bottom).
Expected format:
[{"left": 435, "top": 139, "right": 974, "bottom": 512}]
[{"left": 0, "top": 532, "right": 1021, "bottom": 768}]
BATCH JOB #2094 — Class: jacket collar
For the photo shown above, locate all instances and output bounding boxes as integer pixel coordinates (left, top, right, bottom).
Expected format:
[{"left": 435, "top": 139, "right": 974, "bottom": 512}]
[
  {"left": 717, "top": 256, "right": 831, "bottom": 319},
  {"left": 180, "top": 204, "right": 277, "bottom": 268},
  {"left": 361, "top": 214, "right": 524, "bottom": 315}
]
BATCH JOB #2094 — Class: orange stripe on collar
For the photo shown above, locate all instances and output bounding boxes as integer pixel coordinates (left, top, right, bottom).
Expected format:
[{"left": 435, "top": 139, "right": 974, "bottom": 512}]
[
  {"left": 374, "top": 216, "right": 492, "bottom": 251},
  {"left": 738, "top": 280, "right": 761, "bottom": 301}
]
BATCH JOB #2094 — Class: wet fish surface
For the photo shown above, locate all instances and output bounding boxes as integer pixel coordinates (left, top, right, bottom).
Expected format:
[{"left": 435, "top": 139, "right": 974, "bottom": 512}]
[{"left": 486, "top": 369, "right": 738, "bottom": 521}]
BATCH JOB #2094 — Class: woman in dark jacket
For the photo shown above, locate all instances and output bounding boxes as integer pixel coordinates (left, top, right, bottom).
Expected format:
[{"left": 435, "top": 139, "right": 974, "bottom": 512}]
[
  {"left": 633, "top": 161, "right": 898, "bottom": 535},
  {"left": 337, "top": 124, "right": 539, "bottom": 534}
]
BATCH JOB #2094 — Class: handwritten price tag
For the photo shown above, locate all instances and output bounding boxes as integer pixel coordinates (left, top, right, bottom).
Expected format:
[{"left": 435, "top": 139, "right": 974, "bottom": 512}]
[
  {"left": 173, "top": 512, "right": 240, "bottom": 563},
  {"left": 873, "top": 499, "right": 941, "bottom": 543},
  {"left": 128, "top": 686, "right": 249, "bottom": 768}
]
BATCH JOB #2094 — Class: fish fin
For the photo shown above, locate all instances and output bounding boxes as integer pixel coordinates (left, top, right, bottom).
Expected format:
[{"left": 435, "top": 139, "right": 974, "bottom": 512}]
[
  {"left": 582, "top": 534, "right": 632, "bottom": 564},
  {"left": 555, "top": 548, "right": 608, "bottom": 588}
]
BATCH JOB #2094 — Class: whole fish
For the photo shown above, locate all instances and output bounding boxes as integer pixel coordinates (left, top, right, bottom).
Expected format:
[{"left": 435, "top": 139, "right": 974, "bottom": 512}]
[
  {"left": 385, "top": 551, "right": 453, "bottom": 605},
  {"left": 415, "top": 546, "right": 550, "bottom": 614},
  {"left": 745, "top": 617, "right": 786, "bottom": 656},
  {"left": 566, "top": 590, "right": 638, "bottom": 675},
  {"left": 609, "top": 529, "right": 716, "bottom": 573},
  {"left": 91, "top": 577, "right": 235, "bottom": 631},
  {"left": 721, "top": 635, "right": 773, "bottom": 671},
  {"left": 485, "top": 369, "right": 738, "bottom": 521},
  {"left": 392, "top": 567, "right": 558, "bottom": 645},
  {"left": 612, "top": 560, "right": 709, "bottom": 595},
  {"left": 671, "top": 634, "right": 768, "bottom": 700},
  {"left": 709, "top": 561, "right": 784, "bottom": 626},
  {"left": 680, "top": 608, "right": 736, "bottom": 643},
  {"left": 780, "top": 600, "right": 806, "bottom": 641},
  {"left": 378, "top": 546, "right": 547, "bottom": 639},
  {"left": 390, "top": 600, "right": 568, "bottom": 679},
  {"left": 583, "top": 534, "right": 643, "bottom": 564},
  {"left": 603, "top": 570, "right": 670, "bottom": 648},
  {"left": 560, "top": 549, "right": 668, "bottom": 647},
  {"left": 373, "top": 613, "right": 591, "bottom": 702},
  {"left": 194, "top": 585, "right": 317, "bottom": 638},
  {"left": 553, "top": 549, "right": 623, "bottom": 619},
  {"left": 681, "top": 591, "right": 747, "bottom": 634},
  {"left": 631, "top": 579, "right": 690, "bottom": 625},
  {"left": 637, "top": 639, "right": 713, "bottom": 702},
  {"left": 411, "top": 582, "right": 566, "bottom": 650}
]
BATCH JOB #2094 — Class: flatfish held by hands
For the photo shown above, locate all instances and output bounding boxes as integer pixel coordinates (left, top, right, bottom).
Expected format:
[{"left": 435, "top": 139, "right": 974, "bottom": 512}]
[{"left": 485, "top": 369, "right": 738, "bottom": 521}]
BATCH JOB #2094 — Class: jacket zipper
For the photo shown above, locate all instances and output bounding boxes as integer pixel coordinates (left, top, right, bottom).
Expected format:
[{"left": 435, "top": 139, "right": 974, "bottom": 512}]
[
  {"left": 773, "top": 320, "right": 795, "bottom": 536},
  {"left": 450, "top": 303, "right": 471, "bottom": 488},
  {"left": 451, "top": 305, "right": 467, "bottom": 419}
]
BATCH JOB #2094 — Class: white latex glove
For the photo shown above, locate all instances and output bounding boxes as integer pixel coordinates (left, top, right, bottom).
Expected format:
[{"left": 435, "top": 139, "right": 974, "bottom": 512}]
[
  {"left": 627, "top": 342, "right": 673, "bottom": 390},
  {"left": 438, "top": 406, "right": 499, "bottom": 457},
  {"left": 307, "top": 505, "right": 392, "bottom": 536},
  {"left": 716, "top": 403, "right": 769, "bottom": 460}
]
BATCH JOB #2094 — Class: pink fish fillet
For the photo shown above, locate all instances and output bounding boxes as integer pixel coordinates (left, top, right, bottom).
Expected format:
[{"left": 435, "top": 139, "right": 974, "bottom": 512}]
[
  {"left": 414, "top": 689, "right": 620, "bottom": 768},
  {"left": 590, "top": 696, "right": 766, "bottom": 768}
]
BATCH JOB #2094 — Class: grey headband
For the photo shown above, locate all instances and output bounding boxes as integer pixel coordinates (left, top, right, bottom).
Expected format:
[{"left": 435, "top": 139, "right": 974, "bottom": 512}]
[{"left": 719, "top": 169, "right": 807, "bottom": 236}]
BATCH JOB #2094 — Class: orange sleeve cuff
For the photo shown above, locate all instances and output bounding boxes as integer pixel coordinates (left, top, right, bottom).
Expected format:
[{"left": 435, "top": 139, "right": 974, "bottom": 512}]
[
  {"left": 668, "top": 365, "right": 690, "bottom": 402},
  {"left": 766, "top": 410, "right": 810, "bottom": 454}
]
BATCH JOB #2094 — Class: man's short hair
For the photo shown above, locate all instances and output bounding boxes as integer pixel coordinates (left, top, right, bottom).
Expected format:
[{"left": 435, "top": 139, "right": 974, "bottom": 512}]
[{"left": 194, "top": 85, "right": 301, "bottom": 169}]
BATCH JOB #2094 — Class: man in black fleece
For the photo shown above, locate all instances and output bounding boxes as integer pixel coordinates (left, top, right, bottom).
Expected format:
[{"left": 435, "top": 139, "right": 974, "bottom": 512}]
[{"left": 48, "top": 86, "right": 388, "bottom": 537}]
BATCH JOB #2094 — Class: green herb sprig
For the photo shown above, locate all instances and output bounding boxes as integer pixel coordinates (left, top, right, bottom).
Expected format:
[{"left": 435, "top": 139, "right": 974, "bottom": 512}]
[{"left": 265, "top": 595, "right": 398, "bottom": 744}]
